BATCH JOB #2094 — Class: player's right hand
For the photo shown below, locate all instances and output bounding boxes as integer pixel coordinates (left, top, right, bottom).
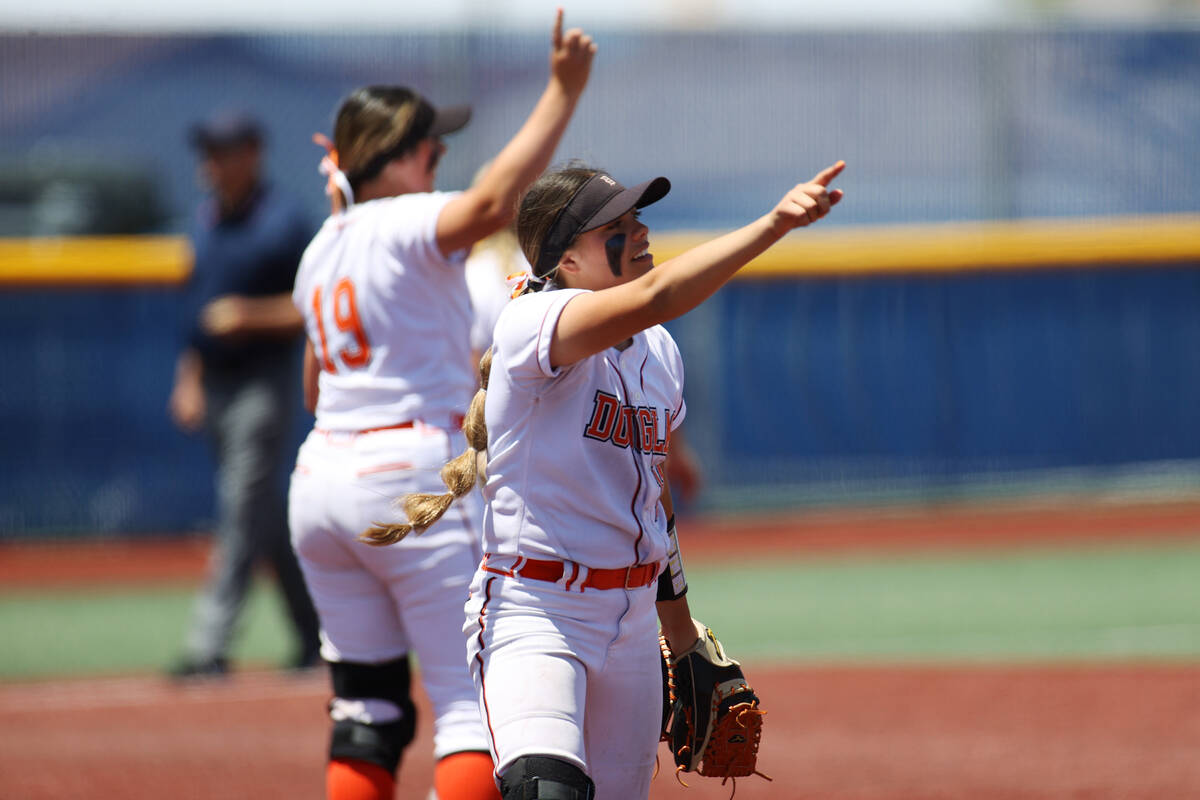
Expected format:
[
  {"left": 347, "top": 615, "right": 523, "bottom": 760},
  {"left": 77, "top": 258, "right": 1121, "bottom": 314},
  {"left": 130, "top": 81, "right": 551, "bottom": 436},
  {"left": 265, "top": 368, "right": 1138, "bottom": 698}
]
[
  {"left": 770, "top": 160, "right": 845, "bottom": 234},
  {"left": 200, "top": 295, "right": 250, "bottom": 338},
  {"left": 549, "top": 8, "right": 596, "bottom": 96},
  {"left": 168, "top": 376, "right": 205, "bottom": 432}
]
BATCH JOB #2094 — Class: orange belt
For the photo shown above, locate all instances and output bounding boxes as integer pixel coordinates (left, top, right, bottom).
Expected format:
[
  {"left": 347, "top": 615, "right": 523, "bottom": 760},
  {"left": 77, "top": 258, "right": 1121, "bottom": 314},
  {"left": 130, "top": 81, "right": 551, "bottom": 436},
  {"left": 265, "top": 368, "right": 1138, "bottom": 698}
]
[
  {"left": 316, "top": 414, "right": 465, "bottom": 436},
  {"left": 356, "top": 420, "right": 415, "bottom": 434},
  {"left": 482, "top": 554, "right": 661, "bottom": 591}
]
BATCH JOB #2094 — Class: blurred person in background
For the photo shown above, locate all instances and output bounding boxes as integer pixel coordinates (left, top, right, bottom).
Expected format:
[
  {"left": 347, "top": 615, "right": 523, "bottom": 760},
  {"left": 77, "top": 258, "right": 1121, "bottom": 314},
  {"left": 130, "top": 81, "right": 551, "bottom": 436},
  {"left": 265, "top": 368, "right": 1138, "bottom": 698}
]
[
  {"left": 465, "top": 217, "right": 524, "bottom": 368},
  {"left": 167, "top": 110, "right": 321, "bottom": 679},
  {"left": 463, "top": 159, "right": 531, "bottom": 368}
]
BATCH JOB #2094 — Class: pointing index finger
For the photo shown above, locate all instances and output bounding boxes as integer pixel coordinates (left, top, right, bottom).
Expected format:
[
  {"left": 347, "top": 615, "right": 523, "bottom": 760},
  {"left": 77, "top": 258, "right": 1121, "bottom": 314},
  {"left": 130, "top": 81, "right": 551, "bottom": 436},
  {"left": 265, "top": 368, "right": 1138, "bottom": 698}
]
[
  {"left": 812, "top": 160, "right": 846, "bottom": 187},
  {"left": 553, "top": 7, "right": 564, "bottom": 49}
]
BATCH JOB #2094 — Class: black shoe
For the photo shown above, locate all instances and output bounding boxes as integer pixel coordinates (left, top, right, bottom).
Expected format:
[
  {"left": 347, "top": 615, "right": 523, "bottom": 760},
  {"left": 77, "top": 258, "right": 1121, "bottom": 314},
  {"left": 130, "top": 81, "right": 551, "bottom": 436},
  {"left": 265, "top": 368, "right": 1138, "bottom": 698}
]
[{"left": 168, "top": 656, "right": 229, "bottom": 681}]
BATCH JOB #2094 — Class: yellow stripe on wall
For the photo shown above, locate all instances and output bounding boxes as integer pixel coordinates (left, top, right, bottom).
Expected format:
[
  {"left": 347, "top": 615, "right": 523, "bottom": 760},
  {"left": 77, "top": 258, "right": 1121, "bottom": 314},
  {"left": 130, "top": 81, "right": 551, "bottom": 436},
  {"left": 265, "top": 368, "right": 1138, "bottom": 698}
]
[
  {"left": 1, "top": 214, "right": 1198, "bottom": 286},
  {"left": 0, "top": 236, "right": 192, "bottom": 286},
  {"left": 653, "top": 213, "right": 1200, "bottom": 278}
]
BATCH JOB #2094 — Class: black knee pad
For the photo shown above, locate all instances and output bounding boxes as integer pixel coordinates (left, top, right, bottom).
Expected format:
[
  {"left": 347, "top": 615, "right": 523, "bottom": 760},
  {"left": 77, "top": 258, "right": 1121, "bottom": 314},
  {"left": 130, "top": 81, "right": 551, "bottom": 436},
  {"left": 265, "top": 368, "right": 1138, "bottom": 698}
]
[
  {"left": 329, "top": 717, "right": 415, "bottom": 775},
  {"left": 330, "top": 655, "right": 413, "bottom": 707},
  {"left": 327, "top": 657, "right": 417, "bottom": 774},
  {"left": 499, "top": 756, "right": 595, "bottom": 800}
]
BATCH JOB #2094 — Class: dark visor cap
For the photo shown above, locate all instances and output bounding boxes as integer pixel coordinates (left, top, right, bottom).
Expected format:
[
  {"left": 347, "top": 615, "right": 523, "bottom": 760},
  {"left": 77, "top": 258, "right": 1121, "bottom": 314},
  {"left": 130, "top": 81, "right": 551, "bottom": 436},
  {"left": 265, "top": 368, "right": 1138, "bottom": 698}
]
[
  {"left": 534, "top": 173, "right": 671, "bottom": 278},
  {"left": 428, "top": 103, "right": 472, "bottom": 138},
  {"left": 346, "top": 93, "right": 471, "bottom": 185}
]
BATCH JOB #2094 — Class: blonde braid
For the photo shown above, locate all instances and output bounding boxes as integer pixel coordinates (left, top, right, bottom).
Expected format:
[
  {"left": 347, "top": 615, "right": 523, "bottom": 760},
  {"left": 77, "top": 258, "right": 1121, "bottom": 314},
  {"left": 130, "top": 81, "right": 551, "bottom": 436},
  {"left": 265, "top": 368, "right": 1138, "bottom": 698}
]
[{"left": 360, "top": 348, "right": 493, "bottom": 546}]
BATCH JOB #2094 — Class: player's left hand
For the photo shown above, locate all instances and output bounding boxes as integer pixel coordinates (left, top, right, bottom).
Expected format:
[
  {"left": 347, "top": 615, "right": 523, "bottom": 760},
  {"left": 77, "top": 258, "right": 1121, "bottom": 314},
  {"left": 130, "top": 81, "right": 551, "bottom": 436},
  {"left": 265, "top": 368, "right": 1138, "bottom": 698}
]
[
  {"left": 661, "top": 622, "right": 769, "bottom": 786},
  {"left": 168, "top": 373, "right": 205, "bottom": 432}
]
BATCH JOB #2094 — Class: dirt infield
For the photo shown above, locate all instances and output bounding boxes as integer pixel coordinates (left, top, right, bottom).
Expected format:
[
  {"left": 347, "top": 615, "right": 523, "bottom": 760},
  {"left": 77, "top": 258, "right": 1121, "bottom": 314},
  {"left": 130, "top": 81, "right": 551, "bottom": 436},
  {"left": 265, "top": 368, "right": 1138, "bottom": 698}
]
[
  {"left": 3, "top": 499, "right": 1200, "bottom": 799},
  {"left": 6, "top": 498, "right": 1200, "bottom": 587},
  {"left": 1, "top": 663, "right": 1197, "bottom": 800}
]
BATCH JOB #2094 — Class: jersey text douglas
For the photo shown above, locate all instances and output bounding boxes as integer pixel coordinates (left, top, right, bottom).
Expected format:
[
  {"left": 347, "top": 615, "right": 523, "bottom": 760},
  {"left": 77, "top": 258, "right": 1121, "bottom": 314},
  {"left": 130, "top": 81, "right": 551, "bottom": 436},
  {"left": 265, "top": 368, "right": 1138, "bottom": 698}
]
[{"left": 582, "top": 390, "right": 672, "bottom": 455}]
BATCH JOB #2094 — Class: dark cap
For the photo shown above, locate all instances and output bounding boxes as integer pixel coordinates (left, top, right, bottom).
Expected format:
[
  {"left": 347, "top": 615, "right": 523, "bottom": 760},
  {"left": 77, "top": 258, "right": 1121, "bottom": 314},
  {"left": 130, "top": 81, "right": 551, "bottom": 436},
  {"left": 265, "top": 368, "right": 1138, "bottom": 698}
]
[
  {"left": 426, "top": 101, "right": 472, "bottom": 139},
  {"left": 189, "top": 111, "right": 264, "bottom": 151},
  {"left": 534, "top": 172, "right": 671, "bottom": 278},
  {"left": 344, "top": 88, "right": 471, "bottom": 185}
]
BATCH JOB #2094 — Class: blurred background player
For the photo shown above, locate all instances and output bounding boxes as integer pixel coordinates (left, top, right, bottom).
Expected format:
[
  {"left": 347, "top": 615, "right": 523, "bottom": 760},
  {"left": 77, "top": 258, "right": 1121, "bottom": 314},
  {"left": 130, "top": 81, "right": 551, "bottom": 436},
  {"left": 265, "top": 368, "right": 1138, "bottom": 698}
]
[
  {"left": 464, "top": 157, "right": 527, "bottom": 367},
  {"left": 287, "top": 11, "right": 596, "bottom": 800},
  {"left": 365, "top": 158, "right": 843, "bottom": 798},
  {"left": 167, "top": 110, "right": 321, "bottom": 679},
  {"left": 465, "top": 212, "right": 525, "bottom": 367}
]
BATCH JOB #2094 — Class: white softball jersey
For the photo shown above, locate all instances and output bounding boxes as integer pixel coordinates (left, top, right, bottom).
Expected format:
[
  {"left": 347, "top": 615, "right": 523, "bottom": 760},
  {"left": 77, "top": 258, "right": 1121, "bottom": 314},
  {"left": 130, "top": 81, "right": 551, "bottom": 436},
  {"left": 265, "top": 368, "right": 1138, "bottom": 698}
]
[
  {"left": 289, "top": 191, "right": 489, "bottom": 759},
  {"left": 293, "top": 191, "right": 474, "bottom": 432},
  {"left": 481, "top": 287, "right": 687, "bottom": 570}
]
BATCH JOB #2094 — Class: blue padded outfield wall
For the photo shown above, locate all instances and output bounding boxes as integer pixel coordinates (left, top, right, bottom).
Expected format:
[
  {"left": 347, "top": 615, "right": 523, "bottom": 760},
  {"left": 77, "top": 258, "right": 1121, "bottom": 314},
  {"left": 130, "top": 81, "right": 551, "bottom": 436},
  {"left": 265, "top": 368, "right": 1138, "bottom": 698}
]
[
  {"left": 668, "top": 263, "right": 1200, "bottom": 509},
  {"left": 2, "top": 28, "right": 1199, "bottom": 536},
  {"left": 5, "top": 259, "right": 1200, "bottom": 536}
]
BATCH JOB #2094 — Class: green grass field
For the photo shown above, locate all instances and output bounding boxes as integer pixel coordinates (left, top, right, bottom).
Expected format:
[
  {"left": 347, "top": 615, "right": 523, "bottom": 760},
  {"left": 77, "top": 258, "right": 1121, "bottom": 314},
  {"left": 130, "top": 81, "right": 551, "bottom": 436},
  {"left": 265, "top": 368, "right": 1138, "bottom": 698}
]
[
  {"left": 3, "top": 537, "right": 1200, "bottom": 680},
  {"left": 687, "top": 539, "right": 1200, "bottom": 663}
]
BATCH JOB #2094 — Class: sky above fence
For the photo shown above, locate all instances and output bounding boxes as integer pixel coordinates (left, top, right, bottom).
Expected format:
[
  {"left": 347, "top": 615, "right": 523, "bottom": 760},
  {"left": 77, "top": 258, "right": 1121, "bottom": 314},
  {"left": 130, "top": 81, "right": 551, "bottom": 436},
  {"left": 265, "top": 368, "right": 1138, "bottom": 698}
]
[{"left": 1, "top": 0, "right": 1191, "bottom": 33}]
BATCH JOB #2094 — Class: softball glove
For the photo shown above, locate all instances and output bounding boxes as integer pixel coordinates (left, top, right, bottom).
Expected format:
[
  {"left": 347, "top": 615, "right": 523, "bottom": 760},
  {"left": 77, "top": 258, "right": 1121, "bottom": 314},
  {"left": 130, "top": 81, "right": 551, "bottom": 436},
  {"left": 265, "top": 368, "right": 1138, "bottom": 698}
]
[{"left": 660, "top": 623, "right": 768, "bottom": 786}]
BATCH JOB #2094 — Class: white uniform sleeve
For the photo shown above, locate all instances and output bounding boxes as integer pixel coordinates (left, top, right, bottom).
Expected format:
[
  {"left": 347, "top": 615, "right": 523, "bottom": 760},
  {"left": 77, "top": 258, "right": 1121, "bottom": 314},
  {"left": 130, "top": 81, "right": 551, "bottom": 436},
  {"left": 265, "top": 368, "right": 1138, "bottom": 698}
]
[
  {"left": 377, "top": 191, "right": 468, "bottom": 271},
  {"left": 492, "top": 288, "right": 589, "bottom": 381}
]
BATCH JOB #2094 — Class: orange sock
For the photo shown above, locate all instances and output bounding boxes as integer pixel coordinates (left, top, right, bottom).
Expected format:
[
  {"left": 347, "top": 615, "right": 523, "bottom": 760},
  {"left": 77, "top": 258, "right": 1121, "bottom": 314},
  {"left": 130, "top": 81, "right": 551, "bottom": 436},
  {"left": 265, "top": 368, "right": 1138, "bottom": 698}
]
[
  {"left": 327, "top": 758, "right": 395, "bottom": 800},
  {"left": 434, "top": 751, "right": 500, "bottom": 800}
]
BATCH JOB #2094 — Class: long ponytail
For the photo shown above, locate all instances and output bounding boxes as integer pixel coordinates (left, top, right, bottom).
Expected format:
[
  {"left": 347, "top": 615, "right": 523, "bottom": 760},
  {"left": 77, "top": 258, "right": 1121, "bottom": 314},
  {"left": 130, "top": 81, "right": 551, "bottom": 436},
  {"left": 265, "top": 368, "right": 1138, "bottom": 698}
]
[{"left": 360, "top": 348, "right": 493, "bottom": 546}]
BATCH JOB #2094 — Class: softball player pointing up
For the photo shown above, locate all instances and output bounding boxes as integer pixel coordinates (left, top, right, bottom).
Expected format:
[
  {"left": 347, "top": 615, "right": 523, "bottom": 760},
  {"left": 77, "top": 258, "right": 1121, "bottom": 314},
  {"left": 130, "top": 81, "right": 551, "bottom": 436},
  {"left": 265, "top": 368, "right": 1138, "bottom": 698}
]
[
  {"left": 288, "top": 11, "right": 595, "bottom": 800},
  {"left": 365, "top": 158, "right": 844, "bottom": 798}
]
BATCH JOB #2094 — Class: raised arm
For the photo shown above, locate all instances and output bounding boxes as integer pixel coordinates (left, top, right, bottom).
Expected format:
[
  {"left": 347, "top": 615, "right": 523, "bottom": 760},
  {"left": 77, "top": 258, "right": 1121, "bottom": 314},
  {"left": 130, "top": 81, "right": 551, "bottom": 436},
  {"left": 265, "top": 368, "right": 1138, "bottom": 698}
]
[
  {"left": 549, "top": 161, "right": 845, "bottom": 368},
  {"left": 435, "top": 9, "right": 596, "bottom": 257}
]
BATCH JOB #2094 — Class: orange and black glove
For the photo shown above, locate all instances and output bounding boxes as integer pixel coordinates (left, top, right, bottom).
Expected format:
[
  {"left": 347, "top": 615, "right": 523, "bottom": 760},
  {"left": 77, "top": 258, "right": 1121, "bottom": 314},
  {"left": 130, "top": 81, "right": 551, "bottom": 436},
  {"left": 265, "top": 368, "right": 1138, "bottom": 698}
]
[{"left": 660, "top": 623, "right": 768, "bottom": 785}]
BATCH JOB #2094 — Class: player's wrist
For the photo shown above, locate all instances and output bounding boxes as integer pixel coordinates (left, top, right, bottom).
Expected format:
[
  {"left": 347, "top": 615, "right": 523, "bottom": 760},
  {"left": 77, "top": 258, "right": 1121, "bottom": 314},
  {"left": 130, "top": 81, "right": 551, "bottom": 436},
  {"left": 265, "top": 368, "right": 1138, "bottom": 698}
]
[
  {"left": 656, "top": 515, "right": 688, "bottom": 602},
  {"left": 545, "top": 75, "right": 584, "bottom": 104},
  {"left": 761, "top": 208, "right": 796, "bottom": 240},
  {"left": 661, "top": 617, "right": 701, "bottom": 656}
]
